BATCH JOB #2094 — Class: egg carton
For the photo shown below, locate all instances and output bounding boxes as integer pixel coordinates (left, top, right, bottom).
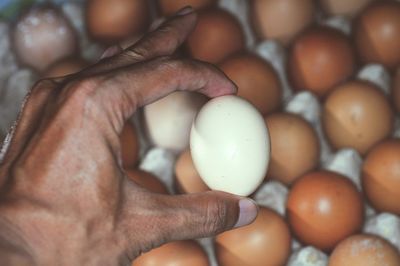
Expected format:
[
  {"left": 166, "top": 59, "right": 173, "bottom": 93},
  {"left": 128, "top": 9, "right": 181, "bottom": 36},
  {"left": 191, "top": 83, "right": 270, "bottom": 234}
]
[{"left": 0, "top": 1, "right": 400, "bottom": 266}]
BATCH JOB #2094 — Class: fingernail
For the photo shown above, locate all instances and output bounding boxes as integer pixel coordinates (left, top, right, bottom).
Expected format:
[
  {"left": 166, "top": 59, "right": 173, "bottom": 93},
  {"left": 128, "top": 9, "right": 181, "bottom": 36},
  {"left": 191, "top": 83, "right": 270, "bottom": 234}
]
[
  {"left": 234, "top": 198, "right": 258, "bottom": 228},
  {"left": 176, "top": 6, "right": 194, "bottom": 16},
  {"left": 100, "top": 45, "right": 122, "bottom": 59}
]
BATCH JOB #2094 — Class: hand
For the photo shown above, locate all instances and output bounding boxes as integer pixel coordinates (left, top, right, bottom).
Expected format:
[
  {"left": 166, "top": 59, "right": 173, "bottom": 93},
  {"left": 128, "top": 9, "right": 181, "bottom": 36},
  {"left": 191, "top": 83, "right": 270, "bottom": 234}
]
[{"left": 0, "top": 7, "right": 258, "bottom": 266}]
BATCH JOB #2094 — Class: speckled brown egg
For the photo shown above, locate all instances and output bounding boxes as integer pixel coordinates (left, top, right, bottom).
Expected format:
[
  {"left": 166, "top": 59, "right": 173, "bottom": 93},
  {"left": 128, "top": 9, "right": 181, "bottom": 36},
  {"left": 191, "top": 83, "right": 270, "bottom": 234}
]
[
  {"left": 43, "top": 57, "right": 88, "bottom": 78},
  {"left": 362, "top": 139, "right": 400, "bottom": 215},
  {"left": 120, "top": 122, "right": 139, "bottom": 168},
  {"left": 219, "top": 52, "right": 282, "bottom": 115},
  {"left": 265, "top": 112, "right": 320, "bottom": 185},
  {"left": 157, "top": 0, "right": 217, "bottom": 16},
  {"left": 288, "top": 26, "right": 356, "bottom": 97},
  {"left": 86, "top": 0, "right": 150, "bottom": 44},
  {"left": 186, "top": 8, "right": 245, "bottom": 64},
  {"left": 13, "top": 5, "right": 78, "bottom": 72},
  {"left": 322, "top": 80, "right": 394, "bottom": 156},
  {"left": 353, "top": 1, "right": 400, "bottom": 70},
  {"left": 215, "top": 207, "right": 291, "bottom": 266},
  {"left": 175, "top": 149, "right": 209, "bottom": 194},
  {"left": 321, "top": 0, "right": 374, "bottom": 17},
  {"left": 126, "top": 169, "right": 168, "bottom": 194},
  {"left": 251, "top": 0, "right": 315, "bottom": 46},
  {"left": 287, "top": 170, "right": 364, "bottom": 252},
  {"left": 329, "top": 234, "right": 400, "bottom": 266},
  {"left": 393, "top": 67, "right": 400, "bottom": 113},
  {"left": 132, "top": 240, "right": 209, "bottom": 266}
]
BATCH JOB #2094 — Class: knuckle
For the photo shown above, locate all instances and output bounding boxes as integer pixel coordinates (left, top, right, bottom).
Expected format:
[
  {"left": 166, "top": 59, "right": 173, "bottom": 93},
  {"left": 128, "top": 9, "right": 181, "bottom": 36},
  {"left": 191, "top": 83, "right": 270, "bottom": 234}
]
[
  {"left": 204, "top": 198, "right": 228, "bottom": 235},
  {"left": 123, "top": 46, "right": 148, "bottom": 61}
]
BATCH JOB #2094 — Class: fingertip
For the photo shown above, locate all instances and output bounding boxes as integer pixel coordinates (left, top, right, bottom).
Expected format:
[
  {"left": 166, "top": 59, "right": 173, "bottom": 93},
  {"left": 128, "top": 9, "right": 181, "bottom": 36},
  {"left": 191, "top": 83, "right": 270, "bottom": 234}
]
[{"left": 233, "top": 198, "right": 258, "bottom": 228}]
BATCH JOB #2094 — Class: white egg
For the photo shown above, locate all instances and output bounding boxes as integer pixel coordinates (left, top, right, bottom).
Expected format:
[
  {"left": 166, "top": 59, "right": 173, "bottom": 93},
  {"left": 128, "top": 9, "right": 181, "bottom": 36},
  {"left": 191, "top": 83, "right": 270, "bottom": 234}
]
[{"left": 190, "top": 95, "right": 270, "bottom": 196}]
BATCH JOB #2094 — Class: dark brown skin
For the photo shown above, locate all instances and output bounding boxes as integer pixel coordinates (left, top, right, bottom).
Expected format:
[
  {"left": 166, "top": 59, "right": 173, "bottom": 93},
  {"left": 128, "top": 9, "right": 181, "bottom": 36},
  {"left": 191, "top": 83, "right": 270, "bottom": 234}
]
[{"left": 0, "top": 8, "right": 257, "bottom": 266}]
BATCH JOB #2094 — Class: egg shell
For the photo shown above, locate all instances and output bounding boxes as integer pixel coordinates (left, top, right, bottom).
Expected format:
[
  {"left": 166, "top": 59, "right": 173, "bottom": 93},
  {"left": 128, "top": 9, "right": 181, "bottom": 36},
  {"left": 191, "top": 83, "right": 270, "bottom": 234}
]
[
  {"left": 132, "top": 240, "right": 209, "bottom": 266},
  {"left": 190, "top": 95, "right": 270, "bottom": 196},
  {"left": 215, "top": 207, "right": 292, "bottom": 266},
  {"left": 144, "top": 91, "right": 207, "bottom": 153},
  {"left": 287, "top": 170, "right": 364, "bottom": 251},
  {"left": 219, "top": 52, "right": 282, "bottom": 115},
  {"left": 329, "top": 234, "right": 400, "bottom": 266},
  {"left": 121, "top": 122, "right": 140, "bottom": 168},
  {"left": 174, "top": 149, "right": 209, "bottom": 194},
  {"left": 321, "top": 0, "right": 374, "bottom": 17},
  {"left": 362, "top": 139, "right": 400, "bottom": 215},
  {"left": 288, "top": 26, "right": 356, "bottom": 97},
  {"left": 157, "top": 0, "right": 217, "bottom": 16},
  {"left": 353, "top": 1, "right": 400, "bottom": 70},
  {"left": 265, "top": 112, "right": 320, "bottom": 185},
  {"left": 85, "top": 0, "right": 150, "bottom": 44},
  {"left": 125, "top": 169, "right": 168, "bottom": 194},
  {"left": 322, "top": 80, "right": 394, "bottom": 156},
  {"left": 393, "top": 67, "right": 400, "bottom": 113},
  {"left": 43, "top": 57, "right": 88, "bottom": 78},
  {"left": 13, "top": 5, "right": 78, "bottom": 72},
  {"left": 186, "top": 8, "right": 245, "bottom": 64},
  {"left": 251, "top": 0, "right": 315, "bottom": 46}
]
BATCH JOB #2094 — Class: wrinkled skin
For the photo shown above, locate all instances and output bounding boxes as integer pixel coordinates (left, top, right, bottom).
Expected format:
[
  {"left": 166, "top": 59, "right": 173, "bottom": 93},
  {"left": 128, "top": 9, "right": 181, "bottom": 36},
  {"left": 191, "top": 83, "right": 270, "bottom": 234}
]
[{"left": 0, "top": 9, "right": 256, "bottom": 266}]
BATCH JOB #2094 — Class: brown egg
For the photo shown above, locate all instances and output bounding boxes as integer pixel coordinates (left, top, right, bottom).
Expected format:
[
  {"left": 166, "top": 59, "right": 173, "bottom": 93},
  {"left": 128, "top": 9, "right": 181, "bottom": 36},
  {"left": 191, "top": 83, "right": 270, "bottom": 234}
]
[
  {"left": 126, "top": 169, "right": 168, "bottom": 194},
  {"left": 329, "top": 234, "right": 400, "bottom": 266},
  {"left": 157, "top": 0, "right": 217, "bottom": 16},
  {"left": 13, "top": 5, "right": 78, "bottom": 72},
  {"left": 362, "top": 139, "right": 400, "bottom": 215},
  {"left": 288, "top": 26, "right": 356, "bottom": 97},
  {"left": 132, "top": 240, "right": 209, "bottom": 266},
  {"left": 321, "top": 0, "right": 374, "bottom": 17},
  {"left": 186, "top": 8, "right": 245, "bottom": 64},
  {"left": 43, "top": 57, "right": 88, "bottom": 78},
  {"left": 251, "top": 0, "right": 315, "bottom": 46},
  {"left": 219, "top": 53, "right": 282, "bottom": 115},
  {"left": 215, "top": 207, "right": 291, "bottom": 266},
  {"left": 287, "top": 170, "right": 364, "bottom": 251},
  {"left": 175, "top": 149, "right": 209, "bottom": 194},
  {"left": 393, "top": 67, "right": 400, "bottom": 113},
  {"left": 265, "top": 112, "right": 320, "bottom": 185},
  {"left": 86, "top": 0, "right": 150, "bottom": 44},
  {"left": 120, "top": 122, "right": 140, "bottom": 168},
  {"left": 353, "top": 1, "right": 400, "bottom": 70},
  {"left": 322, "top": 80, "right": 394, "bottom": 156}
]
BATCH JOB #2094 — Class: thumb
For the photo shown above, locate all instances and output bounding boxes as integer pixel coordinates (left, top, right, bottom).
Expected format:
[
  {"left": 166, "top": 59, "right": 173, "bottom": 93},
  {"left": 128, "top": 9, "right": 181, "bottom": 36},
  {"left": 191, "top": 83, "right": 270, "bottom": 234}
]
[{"left": 152, "top": 191, "right": 258, "bottom": 241}]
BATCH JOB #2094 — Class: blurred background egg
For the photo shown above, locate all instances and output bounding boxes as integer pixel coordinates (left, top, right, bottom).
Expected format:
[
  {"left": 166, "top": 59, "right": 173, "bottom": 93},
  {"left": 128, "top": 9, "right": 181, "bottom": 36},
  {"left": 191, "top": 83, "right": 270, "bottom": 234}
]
[
  {"left": 126, "top": 168, "right": 168, "bottom": 194},
  {"left": 362, "top": 139, "right": 400, "bottom": 215},
  {"left": 320, "top": 0, "right": 374, "bottom": 17},
  {"left": 215, "top": 207, "right": 291, "bottom": 266},
  {"left": 287, "top": 170, "right": 364, "bottom": 251},
  {"left": 329, "top": 234, "right": 400, "bottom": 266},
  {"left": 120, "top": 121, "right": 140, "bottom": 168},
  {"left": 219, "top": 52, "right": 282, "bottom": 115},
  {"left": 265, "top": 112, "right": 320, "bottom": 185},
  {"left": 132, "top": 240, "right": 209, "bottom": 266},
  {"left": 251, "top": 0, "right": 315, "bottom": 46},
  {"left": 157, "top": 0, "right": 217, "bottom": 16},
  {"left": 288, "top": 26, "right": 356, "bottom": 97},
  {"left": 186, "top": 8, "right": 245, "bottom": 64},
  {"left": 42, "top": 56, "right": 88, "bottom": 78},
  {"left": 12, "top": 5, "right": 78, "bottom": 72},
  {"left": 144, "top": 91, "right": 207, "bottom": 153},
  {"left": 85, "top": 0, "right": 150, "bottom": 44},
  {"left": 353, "top": 1, "right": 400, "bottom": 70},
  {"left": 174, "top": 149, "right": 209, "bottom": 194},
  {"left": 322, "top": 80, "right": 394, "bottom": 155}
]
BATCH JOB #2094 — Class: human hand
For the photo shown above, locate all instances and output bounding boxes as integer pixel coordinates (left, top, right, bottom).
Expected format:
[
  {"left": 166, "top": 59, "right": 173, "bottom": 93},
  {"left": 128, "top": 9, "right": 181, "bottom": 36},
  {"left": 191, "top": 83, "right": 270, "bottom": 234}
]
[{"left": 0, "top": 7, "right": 258, "bottom": 266}]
